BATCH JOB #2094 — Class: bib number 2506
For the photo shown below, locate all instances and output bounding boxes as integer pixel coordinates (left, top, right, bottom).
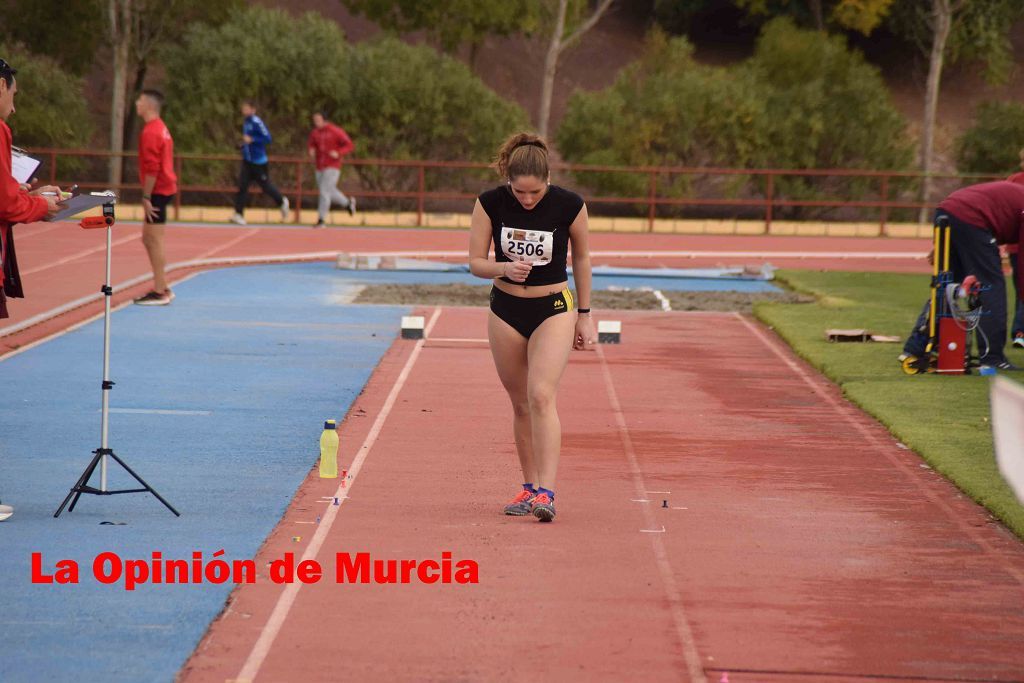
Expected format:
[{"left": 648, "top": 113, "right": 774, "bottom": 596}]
[{"left": 501, "top": 227, "right": 553, "bottom": 265}]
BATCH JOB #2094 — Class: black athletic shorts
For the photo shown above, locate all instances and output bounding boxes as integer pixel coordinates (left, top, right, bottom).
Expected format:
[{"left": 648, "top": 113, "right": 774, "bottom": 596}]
[
  {"left": 489, "top": 285, "right": 574, "bottom": 339},
  {"left": 147, "top": 193, "right": 173, "bottom": 225}
]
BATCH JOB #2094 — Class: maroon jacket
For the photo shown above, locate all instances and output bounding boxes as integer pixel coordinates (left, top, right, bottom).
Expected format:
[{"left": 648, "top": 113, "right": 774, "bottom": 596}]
[{"left": 939, "top": 181, "right": 1024, "bottom": 297}]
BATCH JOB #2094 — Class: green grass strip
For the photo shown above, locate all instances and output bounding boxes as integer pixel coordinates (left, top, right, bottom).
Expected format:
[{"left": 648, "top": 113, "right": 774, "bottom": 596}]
[{"left": 755, "top": 269, "right": 1024, "bottom": 539}]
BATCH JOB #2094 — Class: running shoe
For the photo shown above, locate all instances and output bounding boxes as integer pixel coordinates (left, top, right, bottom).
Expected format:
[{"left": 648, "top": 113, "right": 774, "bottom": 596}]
[
  {"left": 347, "top": 196, "right": 357, "bottom": 217},
  {"left": 995, "top": 360, "right": 1022, "bottom": 371},
  {"left": 531, "top": 492, "right": 555, "bottom": 522},
  {"left": 1013, "top": 334, "right": 1024, "bottom": 349},
  {"left": 503, "top": 489, "right": 535, "bottom": 516},
  {"left": 313, "top": 220, "right": 326, "bottom": 229},
  {"left": 280, "top": 196, "right": 290, "bottom": 220},
  {"left": 229, "top": 212, "right": 247, "bottom": 225},
  {"left": 0, "top": 500, "right": 13, "bottom": 522},
  {"left": 133, "top": 289, "right": 174, "bottom": 306}
]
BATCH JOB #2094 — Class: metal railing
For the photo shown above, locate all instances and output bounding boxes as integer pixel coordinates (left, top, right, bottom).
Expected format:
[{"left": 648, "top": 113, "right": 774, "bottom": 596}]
[{"left": 32, "top": 148, "right": 1002, "bottom": 235}]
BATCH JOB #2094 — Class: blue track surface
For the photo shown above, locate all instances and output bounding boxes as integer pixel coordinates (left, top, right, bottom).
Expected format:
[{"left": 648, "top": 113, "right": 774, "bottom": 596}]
[
  {"left": 0, "top": 261, "right": 776, "bottom": 682},
  {"left": 0, "top": 263, "right": 407, "bottom": 683}
]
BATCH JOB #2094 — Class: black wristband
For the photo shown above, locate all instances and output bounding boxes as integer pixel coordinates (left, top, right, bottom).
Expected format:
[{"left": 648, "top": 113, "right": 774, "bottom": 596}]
[{"left": 577, "top": 308, "right": 591, "bottom": 314}]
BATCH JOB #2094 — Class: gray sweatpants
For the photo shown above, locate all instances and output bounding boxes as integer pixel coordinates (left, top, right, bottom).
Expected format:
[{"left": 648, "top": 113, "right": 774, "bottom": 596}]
[{"left": 316, "top": 167, "right": 351, "bottom": 221}]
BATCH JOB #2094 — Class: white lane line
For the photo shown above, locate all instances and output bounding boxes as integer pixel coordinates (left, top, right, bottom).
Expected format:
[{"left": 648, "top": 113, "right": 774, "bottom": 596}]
[
  {"left": 640, "top": 527, "right": 667, "bottom": 533},
  {"left": 106, "top": 408, "right": 211, "bottom": 415},
  {"left": 236, "top": 306, "right": 442, "bottom": 683},
  {"left": 631, "top": 499, "right": 651, "bottom": 503},
  {"left": 21, "top": 233, "right": 140, "bottom": 276},
  {"left": 0, "top": 273, "right": 201, "bottom": 362},
  {"left": 596, "top": 344, "right": 707, "bottom": 683},
  {"left": 732, "top": 312, "right": 1024, "bottom": 587},
  {"left": 647, "top": 490, "right": 672, "bottom": 494}
]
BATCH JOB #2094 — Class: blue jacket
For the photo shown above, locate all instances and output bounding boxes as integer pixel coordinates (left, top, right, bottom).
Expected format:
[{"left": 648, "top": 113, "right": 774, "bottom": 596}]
[{"left": 241, "top": 115, "right": 272, "bottom": 165}]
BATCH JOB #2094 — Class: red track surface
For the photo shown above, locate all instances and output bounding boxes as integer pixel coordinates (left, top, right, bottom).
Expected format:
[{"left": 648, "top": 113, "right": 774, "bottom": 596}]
[
  {"left": 13, "top": 220, "right": 1022, "bottom": 681},
  {"left": 2, "top": 220, "right": 929, "bottom": 354},
  {"left": 178, "top": 308, "right": 1024, "bottom": 682}
]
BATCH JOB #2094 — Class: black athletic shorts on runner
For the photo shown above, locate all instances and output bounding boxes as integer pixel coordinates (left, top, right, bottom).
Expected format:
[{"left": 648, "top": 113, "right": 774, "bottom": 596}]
[
  {"left": 489, "top": 286, "right": 574, "bottom": 339},
  {"left": 147, "top": 193, "right": 173, "bottom": 225}
]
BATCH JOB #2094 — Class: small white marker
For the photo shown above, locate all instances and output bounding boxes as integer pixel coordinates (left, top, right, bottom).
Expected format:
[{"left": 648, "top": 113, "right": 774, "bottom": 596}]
[
  {"left": 598, "top": 320, "right": 621, "bottom": 344},
  {"left": 640, "top": 526, "right": 666, "bottom": 533},
  {"left": 630, "top": 499, "right": 651, "bottom": 503},
  {"left": 401, "top": 315, "right": 425, "bottom": 339}
]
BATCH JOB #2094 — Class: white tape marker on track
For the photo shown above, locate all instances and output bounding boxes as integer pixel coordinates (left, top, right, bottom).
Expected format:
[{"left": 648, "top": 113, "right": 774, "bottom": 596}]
[{"left": 236, "top": 307, "right": 442, "bottom": 683}]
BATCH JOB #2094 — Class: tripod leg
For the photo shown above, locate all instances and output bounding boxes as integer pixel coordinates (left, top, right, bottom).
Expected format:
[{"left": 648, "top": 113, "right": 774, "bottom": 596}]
[
  {"left": 106, "top": 451, "right": 181, "bottom": 517},
  {"left": 54, "top": 449, "right": 104, "bottom": 517}
]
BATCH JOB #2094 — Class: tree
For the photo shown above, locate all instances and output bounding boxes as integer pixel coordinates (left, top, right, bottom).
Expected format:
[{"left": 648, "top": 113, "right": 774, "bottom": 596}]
[
  {"left": 108, "top": 0, "right": 132, "bottom": 187},
  {"left": 956, "top": 101, "right": 1024, "bottom": 176},
  {"left": 0, "top": 43, "right": 94, "bottom": 150},
  {"left": 340, "top": 0, "right": 540, "bottom": 62},
  {"left": 888, "top": 0, "right": 1023, "bottom": 219},
  {"left": 0, "top": 0, "right": 105, "bottom": 76},
  {"left": 556, "top": 21, "right": 913, "bottom": 218},
  {"left": 162, "top": 7, "right": 525, "bottom": 200},
  {"left": 537, "top": 0, "right": 615, "bottom": 138}
]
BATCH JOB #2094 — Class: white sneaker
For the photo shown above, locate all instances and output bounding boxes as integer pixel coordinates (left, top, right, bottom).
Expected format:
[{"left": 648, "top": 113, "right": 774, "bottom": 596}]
[
  {"left": 229, "top": 212, "right": 247, "bottom": 225},
  {"left": 1014, "top": 335, "right": 1024, "bottom": 349},
  {"left": 0, "top": 503, "right": 13, "bottom": 522},
  {"left": 280, "top": 197, "right": 290, "bottom": 220},
  {"left": 347, "top": 196, "right": 357, "bottom": 217}
]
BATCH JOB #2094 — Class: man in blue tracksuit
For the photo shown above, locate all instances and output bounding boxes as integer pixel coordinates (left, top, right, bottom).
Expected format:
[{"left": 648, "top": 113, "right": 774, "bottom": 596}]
[{"left": 230, "top": 100, "right": 289, "bottom": 225}]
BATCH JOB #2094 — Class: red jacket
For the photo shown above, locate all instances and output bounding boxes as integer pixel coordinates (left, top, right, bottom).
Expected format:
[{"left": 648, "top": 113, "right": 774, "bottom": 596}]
[
  {"left": 307, "top": 123, "right": 354, "bottom": 171},
  {"left": 939, "top": 180, "right": 1024, "bottom": 296},
  {"left": 138, "top": 117, "right": 177, "bottom": 195},
  {"left": 0, "top": 119, "right": 48, "bottom": 296}
]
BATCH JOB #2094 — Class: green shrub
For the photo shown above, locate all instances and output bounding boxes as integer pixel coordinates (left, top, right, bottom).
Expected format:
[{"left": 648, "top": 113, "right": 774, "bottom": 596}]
[
  {"left": 955, "top": 101, "right": 1024, "bottom": 176},
  {"left": 556, "top": 20, "right": 914, "bottom": 219},
  {"left": 739, "top": 18, "right": 914, "bottom": 217},
  {"left": 160, "top": 6, "right": 525, "bottom": 202},
  {"left": 556, "top": 32, "right": 766, "bottom": 205},
  {"left": 0, "top": 44, "right": 93, "bottom": 150}
]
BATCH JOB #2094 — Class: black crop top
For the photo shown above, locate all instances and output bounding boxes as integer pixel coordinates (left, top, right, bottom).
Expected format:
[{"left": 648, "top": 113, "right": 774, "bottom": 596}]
[{"left": 478, "top": 184, "right": 585, "bottom": 287}]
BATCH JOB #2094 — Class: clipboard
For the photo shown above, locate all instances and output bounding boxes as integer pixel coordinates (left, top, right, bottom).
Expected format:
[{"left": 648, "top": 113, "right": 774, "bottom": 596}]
[
  {"left": 11, "top": 146, "right": 40, "bottom": 184},
  {"left": 48, "top": 191, "right": 117, "bottom": 222}
]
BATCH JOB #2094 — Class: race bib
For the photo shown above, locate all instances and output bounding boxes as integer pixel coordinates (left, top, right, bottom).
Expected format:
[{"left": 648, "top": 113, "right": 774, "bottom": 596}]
[{"left": 501, "top": 226, "right": 553, "bottom": 265}]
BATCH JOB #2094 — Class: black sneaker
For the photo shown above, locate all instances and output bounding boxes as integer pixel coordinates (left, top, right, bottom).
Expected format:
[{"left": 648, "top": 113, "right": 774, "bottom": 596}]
[
  {"left": 133, "top": 289, "right": 174, "bottom": 306},
  {"left": 313, "top": 221, "right": 326, "bottom": 229},
  {"left": 995, "top": 360, "right": 1022, "bottom": 371},
  {"left": 347, "top": 197, "right": 357, "bottom": 217}
]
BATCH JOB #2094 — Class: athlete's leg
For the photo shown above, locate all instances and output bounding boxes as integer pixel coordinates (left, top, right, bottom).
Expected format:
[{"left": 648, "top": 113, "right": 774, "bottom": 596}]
[
  {"left": 525, "top": 311, "right": 575, "bottom": 489},
  {"left": 141, "top": 222, "right": 167, "bottom": 292},
  {"left": 488, "top": 311, "right": 536, "bottom": 484}
]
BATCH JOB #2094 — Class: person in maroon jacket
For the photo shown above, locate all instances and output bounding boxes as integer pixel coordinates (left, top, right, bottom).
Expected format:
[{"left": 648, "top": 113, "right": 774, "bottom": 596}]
[
  {"left": 0, "top": 57, "right": 61, "bottom": 522},
  {"left": 902, "top": 180, "right": 1024, "bottom": 370},
  {"left": 1006, "top": 154, "right": 1024, "bottom": 347},
  {"left": 0, "top": 58, "right": 60, "bottom": 320},
  {"left": 132, "top": 89, "right": 178, "bottom": 306},
  {"left": 307, "top": 111, "right": 355, "bottom": 228}
]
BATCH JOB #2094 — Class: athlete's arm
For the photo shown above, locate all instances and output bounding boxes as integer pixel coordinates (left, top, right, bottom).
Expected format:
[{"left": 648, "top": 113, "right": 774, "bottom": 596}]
[
  {"left": 569, "top": 203, "right": 596, "bottom": 349},
  {"left": 469, "top": 199, "right": 530, "bottom": 282}
]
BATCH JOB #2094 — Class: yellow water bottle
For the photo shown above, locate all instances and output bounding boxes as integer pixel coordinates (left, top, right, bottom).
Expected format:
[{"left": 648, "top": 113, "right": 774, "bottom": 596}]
[{"left": 319, "top": 420, "right": 339, "bottom": 478}]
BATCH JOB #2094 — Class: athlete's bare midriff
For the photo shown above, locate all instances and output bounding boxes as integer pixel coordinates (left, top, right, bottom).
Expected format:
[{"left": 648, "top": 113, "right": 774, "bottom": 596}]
[{"left": 492, "top": 278, "right": 569, "bottom": 298}]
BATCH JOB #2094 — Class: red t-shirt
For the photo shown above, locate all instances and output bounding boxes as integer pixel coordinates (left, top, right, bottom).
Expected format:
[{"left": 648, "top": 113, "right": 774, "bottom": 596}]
[
  {"left": 307, "top": 123, "right": 354, "bottom": 171},
  {"left": 0, "top": 120, "right": 48, "bottom": 288},
  {"left": 138, "top": 117, "right": 177, "bottom": 195},
  {"left": 939, "top": 180, "right": 1024, "bottom": 296}
]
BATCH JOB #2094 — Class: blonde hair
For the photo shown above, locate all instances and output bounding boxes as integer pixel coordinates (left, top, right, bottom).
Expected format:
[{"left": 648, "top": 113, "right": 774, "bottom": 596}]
[{"left": 494, "top": 132, "right": 549, "bottom": 181}]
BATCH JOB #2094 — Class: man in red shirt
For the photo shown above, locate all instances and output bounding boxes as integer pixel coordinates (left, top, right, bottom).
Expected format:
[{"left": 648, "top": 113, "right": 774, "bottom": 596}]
[
  {"left": 0, "top": 56, "right": 60, "bottom": 522},
  {"left": 902, "top": 181, "right": 1024, "bottom": 370},
  {"left": 307, "top": 111, "right": 355, "bottom": 228},
  {"left": 133, "top": 89, "right": 178, "bottom": 306}
]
